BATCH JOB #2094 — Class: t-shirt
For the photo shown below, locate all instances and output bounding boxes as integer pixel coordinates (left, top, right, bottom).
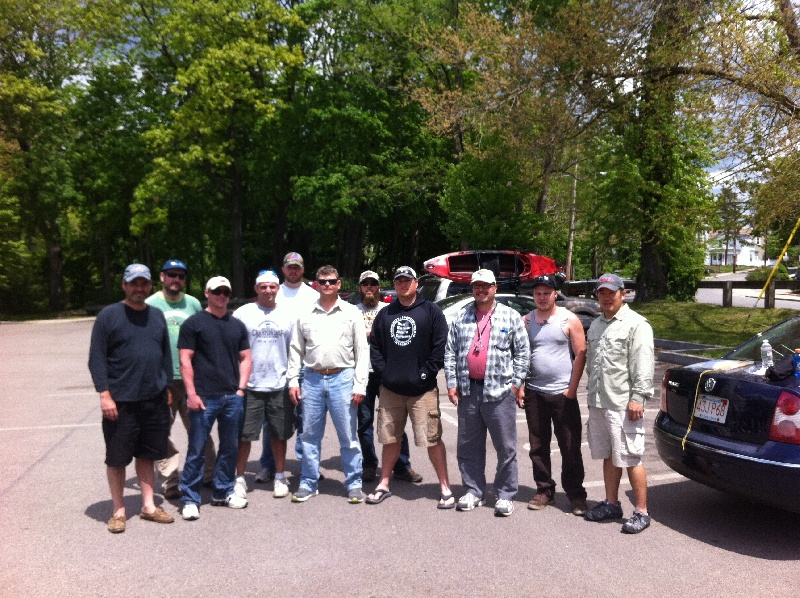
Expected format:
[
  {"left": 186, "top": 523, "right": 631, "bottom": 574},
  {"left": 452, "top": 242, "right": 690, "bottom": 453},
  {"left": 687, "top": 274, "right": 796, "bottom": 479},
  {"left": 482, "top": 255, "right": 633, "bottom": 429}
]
[
  {"left": 467, "top": 309, "right": 493, "bottom": 380},
  {"left": 233, "top": 302, "right": 294, "bottom": 391},
  {"left": 146, "top": 291, "right": 202, "bottom": 379},
  {"left": 357, "top": 301, "right": 386, "bottom": 373},
  {"left": 88, "top": 302, "right": 172, "bottom": 402},
  {"left": 276, "top": 282, "right": 318, "bottom": 308},
  {"left": 178, "top": 310, "right": 250, "bottom": 397}
]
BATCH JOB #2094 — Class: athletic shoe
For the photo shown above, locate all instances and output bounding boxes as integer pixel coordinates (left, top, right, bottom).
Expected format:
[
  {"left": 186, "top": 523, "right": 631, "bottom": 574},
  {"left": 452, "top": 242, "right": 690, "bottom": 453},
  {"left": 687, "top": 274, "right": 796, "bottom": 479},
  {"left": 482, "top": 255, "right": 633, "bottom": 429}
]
[
  {"left": 456, "top": 492, "right": 485, "bottom": 511},
  {"left": 273, "top": 477, "right": 290, "bottom": 498},
  {"left": 211, "top": 493, "right": 248, "bottom": 509},
  {"left": 347, "top": 488, "right": 366, "bottom": 504},
  {"left": 570, "top": 498, "right": 589, "bottom": 516},
  {"left": 255, "top": 467, "right": 275, "bottom": 483},
  {"left": 584, "top": 500, "right": 624, "bottom": 522},
  {"left": 234, "top": 476, "right": 247, "bottom": 499},
  {"left": 494, "top": 499, "right": 514, "bottom": 517},
  {"left": 181, "top": 503, "right": 200, "bottom": 521},
  {"left": 622, "top": 511, "right": 651, "bottom": 534},
  {"left": 291, "top": 487, "right": 318, "bottom": 503}
]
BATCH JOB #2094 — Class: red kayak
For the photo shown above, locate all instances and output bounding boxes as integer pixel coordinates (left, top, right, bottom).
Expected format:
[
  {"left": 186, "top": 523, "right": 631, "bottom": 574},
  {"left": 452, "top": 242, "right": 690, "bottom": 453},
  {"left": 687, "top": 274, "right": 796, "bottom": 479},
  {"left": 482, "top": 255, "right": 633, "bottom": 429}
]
[{"left": 423, "top": 250, "right": 562, "bottom": 283}]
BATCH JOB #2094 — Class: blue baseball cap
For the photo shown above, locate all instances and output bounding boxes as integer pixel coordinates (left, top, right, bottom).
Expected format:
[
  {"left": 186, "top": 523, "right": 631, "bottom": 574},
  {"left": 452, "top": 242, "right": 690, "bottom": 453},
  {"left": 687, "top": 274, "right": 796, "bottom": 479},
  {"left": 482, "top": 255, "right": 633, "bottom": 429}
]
[
  {"left": 123, "top": 263, "right": 152, "bottom": 282},
  {"left": 162, "top": 259, "right": 188, "bottom": 272}
]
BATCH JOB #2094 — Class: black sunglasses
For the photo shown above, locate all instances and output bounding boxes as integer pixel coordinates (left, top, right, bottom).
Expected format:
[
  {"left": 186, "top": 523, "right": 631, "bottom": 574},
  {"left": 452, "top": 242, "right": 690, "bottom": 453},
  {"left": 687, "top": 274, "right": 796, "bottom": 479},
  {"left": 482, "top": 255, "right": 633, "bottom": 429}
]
[
  {"left": 210, "top": 288, "right": 231, "bottom": 296},
  {"left": 317, "top": 278, "right": 339, "bottom": 286},
  {"left": 164, "top": 271, "right": 186, "bottom": 280},
  {"left": 360, "top": 280, "right": 379, "bottom": 286}
]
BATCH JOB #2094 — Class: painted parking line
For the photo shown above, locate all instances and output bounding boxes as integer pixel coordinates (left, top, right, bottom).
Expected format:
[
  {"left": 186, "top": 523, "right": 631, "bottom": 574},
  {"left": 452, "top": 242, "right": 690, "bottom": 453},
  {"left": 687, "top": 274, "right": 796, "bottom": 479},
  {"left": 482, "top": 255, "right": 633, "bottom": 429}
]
[{"left": 0, "top": 423, "right": 100, "bottom": 432}]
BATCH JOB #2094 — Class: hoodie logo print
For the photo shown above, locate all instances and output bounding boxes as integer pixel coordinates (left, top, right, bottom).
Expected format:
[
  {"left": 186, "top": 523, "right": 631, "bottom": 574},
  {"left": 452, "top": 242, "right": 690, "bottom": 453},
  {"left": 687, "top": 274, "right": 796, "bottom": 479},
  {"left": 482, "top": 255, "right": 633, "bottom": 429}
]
[{"left": 390, "top": 316, "right": 416, "bottom": 346}]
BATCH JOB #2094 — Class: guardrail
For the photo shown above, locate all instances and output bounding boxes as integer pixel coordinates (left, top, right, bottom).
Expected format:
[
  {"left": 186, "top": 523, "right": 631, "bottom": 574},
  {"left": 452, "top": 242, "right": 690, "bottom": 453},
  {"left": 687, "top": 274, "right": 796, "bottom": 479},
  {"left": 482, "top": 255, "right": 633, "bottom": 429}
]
[{"left": 696, "top": 280, "right": 800, "bottom": 308}]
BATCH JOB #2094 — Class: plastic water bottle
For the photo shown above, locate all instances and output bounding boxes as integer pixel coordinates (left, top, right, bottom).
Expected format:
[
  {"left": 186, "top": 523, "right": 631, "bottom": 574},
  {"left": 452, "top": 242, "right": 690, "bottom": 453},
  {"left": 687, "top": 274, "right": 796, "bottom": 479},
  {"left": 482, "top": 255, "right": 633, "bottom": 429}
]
[
  {"left": 793, "top": 349, "right": 800, "bottom": 378},
  {"left": 761, "top": 340, "right": 774, "bottom": 369}
]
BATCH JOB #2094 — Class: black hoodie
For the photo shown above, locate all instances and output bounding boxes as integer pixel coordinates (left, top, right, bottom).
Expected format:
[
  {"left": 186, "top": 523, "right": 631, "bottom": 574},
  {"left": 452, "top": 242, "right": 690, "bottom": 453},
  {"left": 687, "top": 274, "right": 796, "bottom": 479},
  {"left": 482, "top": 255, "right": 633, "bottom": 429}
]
[{"left": 370, "top": 293, "right": 448, "bottom": 396}]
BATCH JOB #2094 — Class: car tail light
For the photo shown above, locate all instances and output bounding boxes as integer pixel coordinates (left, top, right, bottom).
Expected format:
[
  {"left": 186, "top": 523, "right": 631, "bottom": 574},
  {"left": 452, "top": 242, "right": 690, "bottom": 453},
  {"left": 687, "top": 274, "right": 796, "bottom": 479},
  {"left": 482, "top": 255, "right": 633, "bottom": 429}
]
[
  {"left": 769, "top": 391, "right": 800, "bottom": 444},
  {"left": 383, "top": 295, "right": 392, "bottom": 303},
  {"left": 660, "top": 371, "right": 670, "bottom": 412}
]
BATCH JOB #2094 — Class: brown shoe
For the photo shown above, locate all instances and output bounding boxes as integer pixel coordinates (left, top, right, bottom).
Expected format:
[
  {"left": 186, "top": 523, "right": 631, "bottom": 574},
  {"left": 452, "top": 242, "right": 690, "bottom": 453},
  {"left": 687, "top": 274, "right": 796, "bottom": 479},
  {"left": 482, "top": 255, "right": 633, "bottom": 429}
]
[
  {"left": 394, "top": 469, "right": 423, "bottom": 484},
  {"left": 107, "top": 515, "right": 126, "bottom": 533},
  {"left": 570, "top": 498, "right": 589, "bottom": 516},
  {"left": 527, "top": 493, "right": 554, "bottom": 510},
  {"left": 140, "top": 506, "right": 175, "bottom": 524}
]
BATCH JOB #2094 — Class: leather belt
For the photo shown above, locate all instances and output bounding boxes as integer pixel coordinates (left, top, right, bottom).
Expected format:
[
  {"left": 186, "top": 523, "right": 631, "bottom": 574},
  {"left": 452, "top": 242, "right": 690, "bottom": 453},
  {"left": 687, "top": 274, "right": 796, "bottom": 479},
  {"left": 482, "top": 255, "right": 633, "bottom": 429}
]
[
  {"left": 313, "top": 367, "right": 342, "bottom": 375},
  {"left": 469, "top": 378, "right": 485, "bottom": 385}
]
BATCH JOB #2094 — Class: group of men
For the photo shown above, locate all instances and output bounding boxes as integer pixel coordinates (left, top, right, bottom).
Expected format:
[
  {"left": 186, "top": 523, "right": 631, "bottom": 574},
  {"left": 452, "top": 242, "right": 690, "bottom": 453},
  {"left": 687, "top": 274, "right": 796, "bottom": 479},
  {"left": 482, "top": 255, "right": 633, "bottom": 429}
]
[{"left": 89, "top": 253, "right": 654, "bottom": 535}]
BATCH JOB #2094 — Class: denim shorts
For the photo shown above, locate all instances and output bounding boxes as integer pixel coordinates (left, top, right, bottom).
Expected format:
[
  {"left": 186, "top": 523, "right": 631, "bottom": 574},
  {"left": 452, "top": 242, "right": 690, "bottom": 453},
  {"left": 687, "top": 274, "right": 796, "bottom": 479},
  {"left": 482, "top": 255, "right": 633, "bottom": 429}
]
[
  {"left": 103, "top": 392, "right": 170, "bottom": 467},
  {"left": 586, "top": 406, "right": 645, "bottom": 468},
  {"left": 376, "top": 386, "right": 442, "bottom": 447},
  {"left": 240, "top": 388, "right": 296, "bottom": 441}
]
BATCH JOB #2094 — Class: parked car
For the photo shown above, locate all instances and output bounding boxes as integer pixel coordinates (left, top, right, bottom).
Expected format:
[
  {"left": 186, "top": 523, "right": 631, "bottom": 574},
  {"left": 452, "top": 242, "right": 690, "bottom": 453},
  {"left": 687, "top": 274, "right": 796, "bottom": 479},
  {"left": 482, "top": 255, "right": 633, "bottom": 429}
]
[
  {"left": 654, "top": 315, "right": 800, "bottom": 512},
  {"left": 422, "top": 275, "right": 599, "bottom": 331}
]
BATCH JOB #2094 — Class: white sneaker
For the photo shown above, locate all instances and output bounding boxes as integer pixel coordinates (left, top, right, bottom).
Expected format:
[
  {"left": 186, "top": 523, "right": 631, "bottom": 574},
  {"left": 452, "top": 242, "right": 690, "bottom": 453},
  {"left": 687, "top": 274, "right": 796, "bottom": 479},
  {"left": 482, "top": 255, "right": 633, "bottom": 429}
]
[
  {"left": 181, "top": 503, "right": 199, "bottom": 521},
  {"left": 255, "top": 467, "right": 274, "bottom": 483},
  {"left": 234, "top": 476, "right": 247, "bottom": 499},
  {"left": 273, "top": 477, "right": 289, "bottom": 498},
  {"left": 456, "top": 492, "right": 485, "bottom": 511},
  {"left": 494, "top": 498, "right": 514, "bottom": 517},
  {"left": 211, "top": 493, "right": 248, "bottom": 509}
]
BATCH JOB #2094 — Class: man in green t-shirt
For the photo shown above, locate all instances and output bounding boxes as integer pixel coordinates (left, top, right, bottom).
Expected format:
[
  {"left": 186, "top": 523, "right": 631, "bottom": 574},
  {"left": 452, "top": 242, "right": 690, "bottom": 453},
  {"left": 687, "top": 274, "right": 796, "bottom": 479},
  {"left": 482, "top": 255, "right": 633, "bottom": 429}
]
[{"left": 146, "top": 259, "right": 215, "bottom": 498}]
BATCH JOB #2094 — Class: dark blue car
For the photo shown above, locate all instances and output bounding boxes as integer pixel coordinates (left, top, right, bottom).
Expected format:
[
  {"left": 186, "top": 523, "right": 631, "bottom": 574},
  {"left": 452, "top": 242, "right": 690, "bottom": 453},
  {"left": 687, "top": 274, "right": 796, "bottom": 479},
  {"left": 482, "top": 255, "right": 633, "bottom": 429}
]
[{"left": 654, "top": 315, "right": 800, "bottom": 512}]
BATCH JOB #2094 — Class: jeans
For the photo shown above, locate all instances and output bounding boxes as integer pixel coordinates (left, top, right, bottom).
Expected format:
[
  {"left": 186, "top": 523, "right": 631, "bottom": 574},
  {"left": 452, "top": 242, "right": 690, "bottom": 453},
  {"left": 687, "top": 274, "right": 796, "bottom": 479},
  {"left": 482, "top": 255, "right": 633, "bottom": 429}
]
[
  {"left": 298, "top": 368, "right": 362, "bottom": 492},
  {"left": 456, "top": 380, "right": 518, "bottom": 501},
  {"left": 180, "top": 393, "right": 244, "bottom": 505},
  {"left": 524, "top": 388, "right": 586, "bottom": 500},
  {"left": 358, "top": 372, "right": 412, "bottom": 473}
]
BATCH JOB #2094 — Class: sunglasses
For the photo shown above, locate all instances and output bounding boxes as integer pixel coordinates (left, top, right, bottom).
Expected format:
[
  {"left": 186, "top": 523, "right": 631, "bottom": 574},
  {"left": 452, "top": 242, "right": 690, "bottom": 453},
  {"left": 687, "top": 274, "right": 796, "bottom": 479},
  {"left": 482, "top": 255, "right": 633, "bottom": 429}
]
[
  {"left": 360, "top": 280, "right": 379, "bottom": 287},
  {"left": 210, "top": 288, "right": 231, "bottom": 296},
  {"left": 164, "top": 271, "right": 186, "bottom": 280},
  {"left": 317, "top": 278, "right": 339, "bottom": 286}
]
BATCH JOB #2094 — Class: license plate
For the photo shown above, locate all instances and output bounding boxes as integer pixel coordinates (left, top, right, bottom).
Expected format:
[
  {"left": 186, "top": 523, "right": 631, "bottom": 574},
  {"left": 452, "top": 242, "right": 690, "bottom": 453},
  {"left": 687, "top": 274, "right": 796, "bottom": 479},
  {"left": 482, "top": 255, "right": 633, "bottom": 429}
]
[{"left": 694, "top": 394, "right": 729, "bottom": 423}]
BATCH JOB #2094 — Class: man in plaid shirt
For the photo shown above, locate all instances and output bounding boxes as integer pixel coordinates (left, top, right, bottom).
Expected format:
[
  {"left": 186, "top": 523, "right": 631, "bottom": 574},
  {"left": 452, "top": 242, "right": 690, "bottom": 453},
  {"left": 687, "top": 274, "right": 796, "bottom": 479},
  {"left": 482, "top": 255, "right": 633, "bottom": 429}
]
[{"left": 444, "top": 269, "right": 529, "bottom": 516}]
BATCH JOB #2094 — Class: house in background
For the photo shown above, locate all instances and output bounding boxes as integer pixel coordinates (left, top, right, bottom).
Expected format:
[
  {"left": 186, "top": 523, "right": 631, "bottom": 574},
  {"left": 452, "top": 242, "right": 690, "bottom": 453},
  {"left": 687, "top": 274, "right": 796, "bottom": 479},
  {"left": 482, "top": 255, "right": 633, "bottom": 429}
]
[{"left": 704, "top": 230, "right": 766, "bottom": 267}]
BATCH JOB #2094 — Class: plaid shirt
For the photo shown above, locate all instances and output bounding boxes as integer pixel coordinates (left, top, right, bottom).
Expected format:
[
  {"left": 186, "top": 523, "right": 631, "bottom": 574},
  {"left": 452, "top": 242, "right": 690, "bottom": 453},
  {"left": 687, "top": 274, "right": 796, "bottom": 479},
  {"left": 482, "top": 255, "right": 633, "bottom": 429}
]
[{"left": 444, "top": 301, "right": 530, "bottom": 402}]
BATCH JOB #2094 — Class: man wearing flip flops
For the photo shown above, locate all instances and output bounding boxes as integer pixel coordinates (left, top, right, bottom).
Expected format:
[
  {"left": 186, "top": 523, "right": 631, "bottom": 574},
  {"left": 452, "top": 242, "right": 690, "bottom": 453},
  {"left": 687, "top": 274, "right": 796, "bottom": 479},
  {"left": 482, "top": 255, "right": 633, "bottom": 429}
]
[
  {"left": 89, "top": 263, "right": 175, "bottom": 533},
  {"left": 366, "top": 266, "right": 454, "bottom": 509}
]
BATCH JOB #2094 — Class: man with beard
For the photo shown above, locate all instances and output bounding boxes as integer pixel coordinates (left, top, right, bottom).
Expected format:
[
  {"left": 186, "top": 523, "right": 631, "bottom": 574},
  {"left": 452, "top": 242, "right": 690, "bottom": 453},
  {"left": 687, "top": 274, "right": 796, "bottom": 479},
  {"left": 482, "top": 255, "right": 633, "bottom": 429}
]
[
  {"left": 444, "top": 269, "right": 529, "bottom": 517},
  {"left": 354, "top": 270, "right": 421, "bottom": 484},
  {"left": 146, "top": 259, "right": 215, "bottom": 499},
  {"left": 89, "top": 263, "right": 174, "bottom": 532}
]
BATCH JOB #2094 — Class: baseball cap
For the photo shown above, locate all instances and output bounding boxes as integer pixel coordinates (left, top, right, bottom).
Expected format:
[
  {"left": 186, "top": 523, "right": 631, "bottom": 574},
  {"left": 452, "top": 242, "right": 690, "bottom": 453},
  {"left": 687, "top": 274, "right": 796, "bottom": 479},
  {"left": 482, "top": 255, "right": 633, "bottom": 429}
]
[
  {"left": 256, "top": 270, "right": 280, "bottom": 285},
  {"left": 206, "top": 276, "right": 232, "bottom": 291},
  {"left": 123, "top": 263, "right": 152, "bottom": 283},
  {"left": 393, "top": 266, "right": 417, "bottom": 280},
  {"left": 283, "top": 252, "right": 304, "bottom": 267},
  {"left": 161, "top": 259, "right": 187, "bottom": 272},
  {"left": 471, "top": 269, "right": 496, "bottom": 285},
  {"left": 531, "top": 274, "right": 558, "bottom": 289},
  {"left": 596, "top": 273, "right": 625, "bottom": 292},
  {"left": 359, "top": 270, "right": 380, "bottom": 284}
]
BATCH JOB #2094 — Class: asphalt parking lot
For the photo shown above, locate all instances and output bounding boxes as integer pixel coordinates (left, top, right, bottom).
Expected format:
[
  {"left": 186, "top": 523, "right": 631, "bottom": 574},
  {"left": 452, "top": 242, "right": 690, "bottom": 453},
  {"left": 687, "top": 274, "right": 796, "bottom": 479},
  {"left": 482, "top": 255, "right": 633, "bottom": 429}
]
[{"left": 1, "top": 317, "right": 799, "bottom": 597}]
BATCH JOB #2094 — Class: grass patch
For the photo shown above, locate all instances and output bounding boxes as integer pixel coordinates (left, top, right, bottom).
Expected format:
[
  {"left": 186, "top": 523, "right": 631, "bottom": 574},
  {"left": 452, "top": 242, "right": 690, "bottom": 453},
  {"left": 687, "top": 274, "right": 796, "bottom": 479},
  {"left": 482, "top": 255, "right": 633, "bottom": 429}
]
[{"left": 633, "top": 301, "right": 798, "bottom": 350}]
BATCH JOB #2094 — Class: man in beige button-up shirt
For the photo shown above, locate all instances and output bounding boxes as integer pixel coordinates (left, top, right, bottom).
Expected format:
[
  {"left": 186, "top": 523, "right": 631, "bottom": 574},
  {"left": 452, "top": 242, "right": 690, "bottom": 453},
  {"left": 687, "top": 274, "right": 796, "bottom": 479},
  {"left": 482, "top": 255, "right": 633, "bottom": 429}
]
[
  {"left": 583, "top": 273, "right": 654, "bottom": 535},
  {"left": 287, "top": 265, "right": 369, "bottom": 504}
]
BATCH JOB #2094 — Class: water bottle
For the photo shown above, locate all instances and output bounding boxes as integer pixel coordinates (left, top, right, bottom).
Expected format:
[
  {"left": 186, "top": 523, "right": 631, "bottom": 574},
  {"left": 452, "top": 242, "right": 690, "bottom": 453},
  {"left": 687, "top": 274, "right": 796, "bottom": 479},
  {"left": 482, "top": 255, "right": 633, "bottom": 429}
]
[
  {"left": 793, "top": 349, "right": 800, "bottom": 378},
  {"left": 761, "top": 339, "right": 774, "bottom": 369}
]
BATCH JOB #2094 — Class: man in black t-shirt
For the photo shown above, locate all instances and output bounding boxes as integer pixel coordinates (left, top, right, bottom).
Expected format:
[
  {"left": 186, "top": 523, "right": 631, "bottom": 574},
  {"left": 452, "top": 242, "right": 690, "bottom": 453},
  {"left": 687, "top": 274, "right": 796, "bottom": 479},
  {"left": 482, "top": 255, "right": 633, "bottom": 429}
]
[{"left": 177, "top": 276, "right": 252, "bottom": 521}]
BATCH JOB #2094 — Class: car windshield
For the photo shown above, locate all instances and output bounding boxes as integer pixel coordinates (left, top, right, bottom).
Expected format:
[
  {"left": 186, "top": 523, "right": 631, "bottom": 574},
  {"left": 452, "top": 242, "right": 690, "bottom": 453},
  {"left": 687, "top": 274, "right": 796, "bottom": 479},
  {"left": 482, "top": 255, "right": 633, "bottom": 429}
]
[{"left": 726, "top": 315, "right": 800, "bottom": 363}]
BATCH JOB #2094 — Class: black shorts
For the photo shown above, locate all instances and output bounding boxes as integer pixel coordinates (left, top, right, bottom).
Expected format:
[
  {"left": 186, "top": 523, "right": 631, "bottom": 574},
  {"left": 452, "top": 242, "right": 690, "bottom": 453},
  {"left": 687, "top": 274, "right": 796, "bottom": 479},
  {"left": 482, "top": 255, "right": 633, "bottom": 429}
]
[{"left": 103, "top": 392, "right": 171, "bottom": 467}]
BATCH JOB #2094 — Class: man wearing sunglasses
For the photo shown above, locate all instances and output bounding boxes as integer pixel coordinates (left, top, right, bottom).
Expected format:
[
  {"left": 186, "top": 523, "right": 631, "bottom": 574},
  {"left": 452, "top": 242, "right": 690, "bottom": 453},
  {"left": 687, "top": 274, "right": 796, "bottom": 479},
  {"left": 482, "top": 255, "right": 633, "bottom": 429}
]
[
  {"left": 354, "top": 270, "right": 421, "bottom": 484},
  {"left": 287, "top": 266, "right": 369, "bottom": 503},
  {"left": 146, "top": 259, "right": 216, "bottom": 500},
  {"left": 177, "top": 276, "right": 252, "bottom": 520}
]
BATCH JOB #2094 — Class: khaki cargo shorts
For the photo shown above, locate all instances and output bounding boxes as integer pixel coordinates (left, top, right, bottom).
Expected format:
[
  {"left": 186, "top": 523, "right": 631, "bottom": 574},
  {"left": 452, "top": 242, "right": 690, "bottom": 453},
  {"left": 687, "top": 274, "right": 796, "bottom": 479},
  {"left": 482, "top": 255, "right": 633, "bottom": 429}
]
[{"left": 376, "top": 386, "right": 442, "bottom": 448}]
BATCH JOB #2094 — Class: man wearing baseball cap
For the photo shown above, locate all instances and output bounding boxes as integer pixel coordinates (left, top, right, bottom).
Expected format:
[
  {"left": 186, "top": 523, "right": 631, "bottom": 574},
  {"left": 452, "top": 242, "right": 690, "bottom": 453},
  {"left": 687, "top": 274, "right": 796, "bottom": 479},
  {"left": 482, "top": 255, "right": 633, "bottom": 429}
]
[
  {"left": 177, "top": 276, "right": 252, "bottom": 520},
  {"left": 444, "top": 269, "right": 529, "bottom": 516},
  {"left": 88, "top": 263, "right": 174, "bottom": 532},
  {"left": 146, "top": 259, "right": 216, "bottom": 499},
  {"left": 583, "top": 273, "right": 654, "bottom": 533},
  {"left": 354, "top": 270, "right": 421, "bottom": 484},
  {"left": 367, "top": 266, "right": 454, "bottom": 508}
]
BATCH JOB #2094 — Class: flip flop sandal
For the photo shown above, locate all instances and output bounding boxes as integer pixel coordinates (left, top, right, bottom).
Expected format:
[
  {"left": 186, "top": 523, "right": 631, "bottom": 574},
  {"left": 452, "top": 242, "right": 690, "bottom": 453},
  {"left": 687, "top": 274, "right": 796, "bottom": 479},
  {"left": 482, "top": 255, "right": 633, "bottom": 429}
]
[
  {"left": 437, "top": 492, "right": 455, "bottom": 510},
  {"left": 365, "top": 488, "right": 393, "bottom": 505}
]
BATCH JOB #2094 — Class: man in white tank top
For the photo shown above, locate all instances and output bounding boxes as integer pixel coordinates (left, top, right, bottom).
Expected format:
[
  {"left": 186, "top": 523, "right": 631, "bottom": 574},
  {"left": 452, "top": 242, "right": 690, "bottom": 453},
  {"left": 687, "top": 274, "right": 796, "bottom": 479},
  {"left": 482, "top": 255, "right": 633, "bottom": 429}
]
[{"left": 522, "top": 274, "right": 588, "bottom": 516}]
